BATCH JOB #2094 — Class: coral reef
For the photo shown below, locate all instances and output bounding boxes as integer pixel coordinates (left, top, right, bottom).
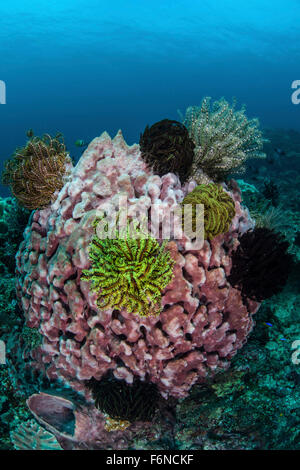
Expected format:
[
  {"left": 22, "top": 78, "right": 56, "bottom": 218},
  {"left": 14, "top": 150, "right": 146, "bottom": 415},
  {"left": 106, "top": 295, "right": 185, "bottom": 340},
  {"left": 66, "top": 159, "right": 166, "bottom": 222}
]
[
  {"left": 228, "top": 227, "right": 292, "bottom": 301},
  {"left": 0, "top": 357, "right": 33, "bottom": 450},
  {"left": 10, "top": 419, "right": 62, "bottom": 450},
  {"left": 139, "top": 119, "right": 195, "bottom": 183},
  {"left": 0, "top": 197, "right": 30, "bottom": 275},
  {"left": 25, "top": 392, "right": 175, "bottom": 450},
  {"left": 2, "top": 134, "right": 72, "bottom": 210},
  {"left": 21, "top": 325, "right": 43, "bottom": 353},
  {"left": 263, "top": 127, "right": 300, "bottom": 159},
  {"left": 262, "top": 180, "right": 279, "bottom": 207},
  {"left": 251, "top": 203, "right": 292, "bottom": 233},
  {"left": 174, "top": 265, "right": 300, "bottom": 450},
  {"left": 240, "top": 126, "right": 300, "bottom": 264},
  {"left": 237, "top": 178, "right": 299, "bottom": 256},
  {"left": 15, "top": 130, "right": 258, "bottom": 404},
  {"left": 180, "top": 97, "right": 266, "bottom": 182},
  {"left": 0, "top": 124, "right": 299, "bottom": 450},
  {"left": 181, "top": 183, "right": 236, "bottom": 240},
  {"left": 81, "top": 219, "right": 175, "bottom": 317}
]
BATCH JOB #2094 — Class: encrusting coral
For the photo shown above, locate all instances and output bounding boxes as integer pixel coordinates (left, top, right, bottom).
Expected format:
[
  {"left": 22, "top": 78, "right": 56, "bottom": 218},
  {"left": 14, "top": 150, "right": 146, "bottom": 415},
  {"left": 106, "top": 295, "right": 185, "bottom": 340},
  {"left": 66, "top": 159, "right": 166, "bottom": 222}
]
[
  {"left": 10, "top": 419, "right": 62, "bottom": 450},
  {"left": 0, "top": 197, "right": 30, "bottom": 275},
  {"left": 228, "top": 227, "right": 292, "bottom": 301},
  {"left": 81, "top": 218, "right": 175, "bottom": 317},
  {"left": 179, "top": 97, "right": 266, "bottom": 182},
  {"left": 181, "top": 183, "right": 236, "bottom": 240},
  {"left": 139, "top": 119, "right": 195, "bottom": 183},
  {"left": 2, "top": 133, "right": 72, "bottom": 210}
]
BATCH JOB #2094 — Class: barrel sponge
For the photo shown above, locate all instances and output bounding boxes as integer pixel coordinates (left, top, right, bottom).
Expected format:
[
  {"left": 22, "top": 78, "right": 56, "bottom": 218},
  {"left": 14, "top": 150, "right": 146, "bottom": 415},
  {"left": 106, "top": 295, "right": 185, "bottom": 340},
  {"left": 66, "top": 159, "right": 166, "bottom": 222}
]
[
  {"left": 181, "top": 183, "right": 236, "bottom": 240},
  {"left": 15, "top": 131, "right": 259, "bottom": 402}
]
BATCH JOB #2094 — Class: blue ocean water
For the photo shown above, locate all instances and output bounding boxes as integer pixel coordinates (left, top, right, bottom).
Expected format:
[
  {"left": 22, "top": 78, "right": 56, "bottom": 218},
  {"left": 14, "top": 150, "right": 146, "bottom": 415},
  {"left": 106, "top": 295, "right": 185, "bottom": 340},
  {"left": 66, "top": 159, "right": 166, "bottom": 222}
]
[
  {"left": 0, "top": 0, "right": 300, "bottom": 196},
  {"left": 0, "top": 1, "right": 300, "bottom": 452}
]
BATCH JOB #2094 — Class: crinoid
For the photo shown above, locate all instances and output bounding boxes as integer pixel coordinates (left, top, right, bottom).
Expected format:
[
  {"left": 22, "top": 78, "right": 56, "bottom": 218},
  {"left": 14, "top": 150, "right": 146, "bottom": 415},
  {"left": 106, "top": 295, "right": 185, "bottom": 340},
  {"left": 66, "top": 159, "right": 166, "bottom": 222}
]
[
  {"left": 181, "top": 183, "right": 236, "bottom": 240},
  {"left": 228, "top": 227, "right": 293, "bottom": 301},
  {"left": 86, "top": 372, "right": 159, "bottom": 422},
  {"left": 81, "top": 218, "right": 175, "bottom": 317},
  {"left": 180, "top": 97, "right": 266, "bottom": 182},
  {"left": 139, "top": 119, "right": 195, "bottom": 183},
  {"left": 2, "top": 133, "right": 71, "bottom": 210},
  {"left": 262, "top": 180, "right": 279, "bottom": 207}
]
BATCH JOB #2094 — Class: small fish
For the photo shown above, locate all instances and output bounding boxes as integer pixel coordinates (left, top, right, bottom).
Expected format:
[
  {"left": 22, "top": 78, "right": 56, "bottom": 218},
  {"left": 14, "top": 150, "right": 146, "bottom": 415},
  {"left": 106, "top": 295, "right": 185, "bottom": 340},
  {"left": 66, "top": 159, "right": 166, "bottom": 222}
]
[
  {"left": 26, "top": 128, "right": 34, "bottom": 138},
  {"left": 274, "top": 148, "right": 286, "bottom": 156},
  {"left": 263, "top": 322, "right": 273, "bottom": 327},
  {"left": 75, "top": 139, "right": 88, "bottom": 148},
  {"left": 267, "top": 148, "right": 285, "bottom": 165}
]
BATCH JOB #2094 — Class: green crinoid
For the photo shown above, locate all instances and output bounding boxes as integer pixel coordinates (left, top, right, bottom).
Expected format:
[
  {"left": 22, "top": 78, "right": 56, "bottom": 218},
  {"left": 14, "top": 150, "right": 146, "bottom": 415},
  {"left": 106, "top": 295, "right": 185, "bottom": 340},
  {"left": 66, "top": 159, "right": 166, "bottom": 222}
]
[
  {"left": 81, "top": 218, "right": 175, "bottom": 317},
  {"left": 181, "top": 183, "right": 236, "bottom": 240}
]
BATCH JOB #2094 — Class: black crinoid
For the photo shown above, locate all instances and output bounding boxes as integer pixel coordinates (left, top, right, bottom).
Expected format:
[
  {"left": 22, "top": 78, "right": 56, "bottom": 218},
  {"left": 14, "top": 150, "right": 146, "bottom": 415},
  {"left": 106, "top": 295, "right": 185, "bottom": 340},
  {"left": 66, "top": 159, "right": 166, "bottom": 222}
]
[
  {"left": 139, "top": 119, "right": 195, "bottom": 183},
  {"left": 86, "top": 372, "right": 160, "bottom": 422},
  {"left": 262, "top": 179, "right": 279, "bottom": 207},
  {"left": 228, "top": 227, "right": 293, "bottom": 301}
]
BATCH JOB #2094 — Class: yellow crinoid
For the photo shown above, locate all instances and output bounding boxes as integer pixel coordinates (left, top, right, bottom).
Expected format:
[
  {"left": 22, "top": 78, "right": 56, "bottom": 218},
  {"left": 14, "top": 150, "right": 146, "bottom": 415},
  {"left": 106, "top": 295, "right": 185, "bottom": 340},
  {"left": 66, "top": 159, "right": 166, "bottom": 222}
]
[
  {"left": 181, "top": 183, "right": 236, "bottom": 240},
  {"left": 2, "top": 133, "right": 71, "bottom": 210},
  {"left": 81, "top": 218, "right": 175, "bottom": 317}
]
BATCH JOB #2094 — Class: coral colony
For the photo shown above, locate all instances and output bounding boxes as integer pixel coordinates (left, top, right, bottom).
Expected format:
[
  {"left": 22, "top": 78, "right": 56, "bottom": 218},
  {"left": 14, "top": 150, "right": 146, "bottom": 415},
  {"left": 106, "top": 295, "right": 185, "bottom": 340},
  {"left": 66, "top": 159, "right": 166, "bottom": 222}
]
[{"left": 3, "top": 98, "right": 292, "bottom": 449}]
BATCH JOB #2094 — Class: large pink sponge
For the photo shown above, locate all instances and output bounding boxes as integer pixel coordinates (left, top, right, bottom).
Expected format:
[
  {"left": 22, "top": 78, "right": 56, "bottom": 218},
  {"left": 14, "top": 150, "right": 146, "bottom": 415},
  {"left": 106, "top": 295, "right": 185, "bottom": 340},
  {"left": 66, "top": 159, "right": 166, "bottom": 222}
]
[{"left": 16, "top": 130, "right": 260, "bottom": 400}]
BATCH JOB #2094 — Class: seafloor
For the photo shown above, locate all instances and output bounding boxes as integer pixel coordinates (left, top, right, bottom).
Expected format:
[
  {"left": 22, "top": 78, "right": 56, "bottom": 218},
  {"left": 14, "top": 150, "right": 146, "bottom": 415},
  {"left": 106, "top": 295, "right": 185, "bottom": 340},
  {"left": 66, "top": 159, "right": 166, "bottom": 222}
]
[{"left": 0, "top": 128, "right": 299, "bottom": 450}]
